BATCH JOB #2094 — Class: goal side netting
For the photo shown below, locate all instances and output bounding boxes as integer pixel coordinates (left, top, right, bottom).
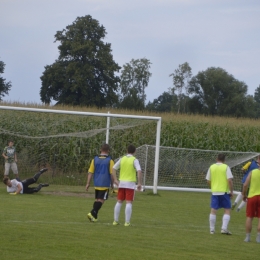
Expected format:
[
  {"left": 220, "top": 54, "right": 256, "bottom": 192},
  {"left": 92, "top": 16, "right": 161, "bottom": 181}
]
[
  {"left": 136, "top": 145, "right": 259, "bottom": 193},
  {"left": 0, "top": 106, "right": 161, "bottom": 192}
]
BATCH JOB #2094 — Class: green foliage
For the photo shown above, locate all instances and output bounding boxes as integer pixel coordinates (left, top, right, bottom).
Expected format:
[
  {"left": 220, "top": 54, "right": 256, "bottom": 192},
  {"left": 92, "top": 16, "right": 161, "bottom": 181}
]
[
  {"left": 1, "top": 187, "right": 260, "bottom": 260},
  {"left": 40, "top": 15, "right": 121, "bottom": 107},
  {"left": 188, "top": 67, "right": 249, "bottom": 117},
  {"left": 0, "top": 59, "right": 12, "bottom": 101},
  {"left": 119, "top": 58, "right": 152, "bottom": 108}
]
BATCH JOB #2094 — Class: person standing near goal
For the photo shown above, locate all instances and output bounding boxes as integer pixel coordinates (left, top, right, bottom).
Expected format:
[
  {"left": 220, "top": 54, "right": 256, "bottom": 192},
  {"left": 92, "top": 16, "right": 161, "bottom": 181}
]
[
  {"left": 242, "top": 165, "right": 260, "bottom": 243},
  {"left": 112, "top": 144, "right": 142, "bottom": 227},
  {"left": 86, "top": 143, "right": 115, "bottom": 222},
  {"left": 2, "top": 140, "right": 20, "bottom": 181},
  {"left": 232, "top": 156, "right": 260, "bottom": 212},
  {"left": 206, "top": 153, "right": 234, "bottom": 235}
]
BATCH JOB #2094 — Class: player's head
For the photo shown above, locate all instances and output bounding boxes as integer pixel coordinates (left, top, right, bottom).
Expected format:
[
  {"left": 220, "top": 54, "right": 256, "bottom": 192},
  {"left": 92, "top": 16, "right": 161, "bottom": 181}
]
[
  {"left": 3, "top": 177, "right": 11, "bottom": 187},
  {"left": 217, "top": 153, "right": 225, "bottom": 162},
  {"left": 127, "top": 144, "right": 136, "bottom": 154},
  {"left": 100, "top": 143, "right": 110, "bottom": 154},
  {"left": 8, "top": 140, "right": 14, "bottom": 146}
]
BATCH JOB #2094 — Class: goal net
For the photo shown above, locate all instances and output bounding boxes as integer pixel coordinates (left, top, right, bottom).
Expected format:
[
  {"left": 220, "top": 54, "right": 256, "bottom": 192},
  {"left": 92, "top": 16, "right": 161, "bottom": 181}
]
[
  {"left": 136, "top": 145, "right": 259, "bottom": 193},
  {"left": 0, "top": 106, "right": 161, "bottom": 191}
]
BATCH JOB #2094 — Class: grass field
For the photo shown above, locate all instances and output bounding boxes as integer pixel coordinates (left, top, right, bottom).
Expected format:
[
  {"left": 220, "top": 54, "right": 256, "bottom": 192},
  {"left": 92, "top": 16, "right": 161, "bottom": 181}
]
[{"left": 1, "top": 185, "right": 260, "bottom": 260}]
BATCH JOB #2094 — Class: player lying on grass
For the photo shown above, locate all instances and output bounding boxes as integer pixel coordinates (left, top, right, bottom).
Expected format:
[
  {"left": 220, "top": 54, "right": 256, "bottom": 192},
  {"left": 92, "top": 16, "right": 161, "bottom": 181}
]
[{"left": 3, "top": 168, "right": 49, "bottom": 195}]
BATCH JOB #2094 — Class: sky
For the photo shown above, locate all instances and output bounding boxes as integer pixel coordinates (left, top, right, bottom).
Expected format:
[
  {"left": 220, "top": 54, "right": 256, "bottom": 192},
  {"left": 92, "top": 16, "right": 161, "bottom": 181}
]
[{"left": 0, "top": 0, "right": 260, "bottom": 105}]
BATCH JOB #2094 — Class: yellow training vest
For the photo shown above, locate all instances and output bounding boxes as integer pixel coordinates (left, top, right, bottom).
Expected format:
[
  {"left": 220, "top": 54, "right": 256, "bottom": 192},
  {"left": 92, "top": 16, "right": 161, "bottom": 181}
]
[
  {"left": 210, "top": 164, "right": 229, "bottom": 193},
  {"left": 248, "top": 169, "right": 260, "bottom": 198},
  {"left": 119, "top": 156, "right": 136, "bottom": 182}
]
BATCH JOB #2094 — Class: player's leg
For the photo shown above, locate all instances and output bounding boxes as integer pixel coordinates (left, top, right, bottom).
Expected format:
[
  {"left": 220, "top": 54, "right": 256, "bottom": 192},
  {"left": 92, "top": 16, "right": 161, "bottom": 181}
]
[
  {"left": 4, "top": 162, "right": 11, "bottom": 177},
  {"left": 113, "top": 188, "right": 125, "bottom": 225},
  {"left": 124, "top": 188, "right": 135, "bottom": 226},
  {"left": 88, "top": 189, "right": 108, "bottom": 221},
  {"left": 33, "top": 168, "right": 48, "bottom": 182},
  {"left": 256, "top": 196, "right": 260, "bottom": 243},
  {"left": 10, "top": 162, "right": 20, "bottom": 181},
  {"left": 220, "top": 194, "right": 232, "bottom": 234},
  {"left": 209, "top": 195, "right": 218, "bottom": 234}
]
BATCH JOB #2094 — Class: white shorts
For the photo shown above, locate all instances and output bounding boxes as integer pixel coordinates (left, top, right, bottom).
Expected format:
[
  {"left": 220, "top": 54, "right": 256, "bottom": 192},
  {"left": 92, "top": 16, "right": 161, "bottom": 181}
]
[{"left": 4, "top": 162, "right": 18, "bottom": 175}]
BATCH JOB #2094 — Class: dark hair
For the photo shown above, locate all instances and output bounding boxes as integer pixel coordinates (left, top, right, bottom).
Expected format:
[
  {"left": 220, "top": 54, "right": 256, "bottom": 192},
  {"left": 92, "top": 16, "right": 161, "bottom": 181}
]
[
  {"left": 3, "top": 177, "right": 10, "bottom": 184},
  {"left": 101, "top": 143, "right": 110, "bottom": 153},
  {"left": 127, "top": 144, "right": 136, "bottom": 154},
  {"left": 217, "top": 153, "right": 225, "bottom": 162},
  {"left": 8, "top": 140, "right": 14, "bottom": 144}
]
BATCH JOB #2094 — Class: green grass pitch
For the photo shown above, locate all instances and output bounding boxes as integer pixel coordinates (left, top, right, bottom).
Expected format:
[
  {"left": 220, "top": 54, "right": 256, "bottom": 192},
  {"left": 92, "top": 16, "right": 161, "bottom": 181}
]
[{"left": 1, "top": 185, "right": 260, "bottom": 260}]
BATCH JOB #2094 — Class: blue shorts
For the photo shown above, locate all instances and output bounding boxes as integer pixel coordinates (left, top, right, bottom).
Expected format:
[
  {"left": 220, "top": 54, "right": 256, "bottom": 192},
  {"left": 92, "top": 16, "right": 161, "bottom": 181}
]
[{"left": 210, "top": 193, "right": 231, "bottom": 209}]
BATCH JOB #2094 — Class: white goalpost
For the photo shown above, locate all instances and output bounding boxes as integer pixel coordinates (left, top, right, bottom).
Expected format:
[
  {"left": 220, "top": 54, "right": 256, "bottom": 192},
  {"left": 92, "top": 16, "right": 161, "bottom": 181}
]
[{"left": 0, "top": 106, "right": 162, "bottom": 194}]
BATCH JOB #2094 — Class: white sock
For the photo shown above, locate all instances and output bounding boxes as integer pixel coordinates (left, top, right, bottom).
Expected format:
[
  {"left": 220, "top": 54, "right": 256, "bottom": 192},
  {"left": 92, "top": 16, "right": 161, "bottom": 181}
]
[
  {"left": 238, "top": 201, "right": 246, "bottom": 210},
  {"left": 221, "top": 214, "right": 230, "bottom": 230},
  {"left": 209, "top": 214, "right": 216, "bottom": 231},
  {"left": 234, "top": 193, "right": 243, "bottom": 204},
  {"left": 257, "top": 233, "right": 260, "bottom": 243},
  {"left": 125, "top": 203, "right": 132, "bottom": 223},
  {"left": 114, "top": 202, "right": 122, "bottom": 222}
]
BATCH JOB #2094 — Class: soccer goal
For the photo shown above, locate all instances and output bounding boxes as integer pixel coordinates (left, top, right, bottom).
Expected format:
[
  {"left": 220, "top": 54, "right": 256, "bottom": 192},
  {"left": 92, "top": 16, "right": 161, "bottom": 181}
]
[
  {"left": 136, "top": 145, "right": 259, "bottom": 193},
  {"left": 0, "top": 106, "right": 161, "bottom": 193}
]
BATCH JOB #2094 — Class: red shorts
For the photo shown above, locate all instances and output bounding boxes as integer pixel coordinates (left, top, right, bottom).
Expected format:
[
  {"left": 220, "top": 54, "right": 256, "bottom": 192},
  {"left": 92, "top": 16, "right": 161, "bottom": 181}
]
[
  {"left": 117, "top": 188, "right": 135, "bottom": 201},
  {"left": 246, "top": 195, "right": 260, "bottom": 218}
]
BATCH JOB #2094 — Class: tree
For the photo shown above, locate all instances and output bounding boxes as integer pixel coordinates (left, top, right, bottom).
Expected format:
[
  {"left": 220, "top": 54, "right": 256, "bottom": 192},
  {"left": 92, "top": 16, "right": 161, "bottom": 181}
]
[
  {"left": 169, "top": 62, "right": 192, "bottom": 113},
  {"left": 119, "top": 58, "right": 152, "bottom": 108},
  {"left": 254, "top": 85, "right": 260, "bottom": 117},
  {"left": 40, "top": 15, "right": 121, "bottom": 107},
  {"left": 188, "top": 67, "right": 248, "bottom": 117},
  {"left": 146, "top": 91, "right": 177, "bottom": 112},
  {"left": 0, "top": 59, "right": 11, "bottom": 101}
]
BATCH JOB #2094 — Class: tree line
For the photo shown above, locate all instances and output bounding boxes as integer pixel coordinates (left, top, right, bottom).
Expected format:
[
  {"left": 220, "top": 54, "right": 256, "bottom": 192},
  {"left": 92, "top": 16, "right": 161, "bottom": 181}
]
[{"left": 1, "top": 15, "right": 260, "bottom": 118}]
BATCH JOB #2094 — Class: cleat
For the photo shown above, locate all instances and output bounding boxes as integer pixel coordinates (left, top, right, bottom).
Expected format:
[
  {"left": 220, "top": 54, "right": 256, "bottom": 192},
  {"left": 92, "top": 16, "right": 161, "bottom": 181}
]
[
  {"left": 87, "top": 213, "right": 97, "bottom": 222},
  {"left": 210, "top": 230, "right": 215, "bottom": 234},
  {"left": 40, "top": 183, "right": 49, "bottom": 187},
  {"left": 124, "top": 222, "right": 132, "bottom": 227},
  {"left": 40, "top": 168, "right": 48, "bottom": 174},
  {"left": 244, "top": 237, "right": 250, "bottom": 242},
  {"left": 236, "top": 208, "right": 240, "bottom": 212},
  {"left": 231, "top": 203, "right": 237, "bottom": 210},
  {"left": 221, "top": 229, "right": 232, "bottom": 235},
  {"left": 113, "top": 221, "right": 119, "bottom": 226}
]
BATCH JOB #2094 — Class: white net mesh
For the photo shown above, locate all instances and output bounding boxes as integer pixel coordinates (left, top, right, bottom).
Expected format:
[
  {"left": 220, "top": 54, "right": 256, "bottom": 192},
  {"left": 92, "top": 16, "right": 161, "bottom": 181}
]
[
  {"left": 136, "top": 145, "right": 259, "bottom": 192},
  {"left": 0, "top": 108, "right": 158, "bottom": 186}
]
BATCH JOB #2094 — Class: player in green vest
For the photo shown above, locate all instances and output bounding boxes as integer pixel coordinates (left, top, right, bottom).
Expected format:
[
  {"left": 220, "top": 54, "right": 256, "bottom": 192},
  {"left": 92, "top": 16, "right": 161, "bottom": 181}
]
[
  {"left": 112, "top": 144, "right": 142, "bottom": 226},
  {"left": 206, "top": 153, "right": 234, "bottom": 235},
  {"left": 242, "top": 167, "right": 260, "bottom": 243}
]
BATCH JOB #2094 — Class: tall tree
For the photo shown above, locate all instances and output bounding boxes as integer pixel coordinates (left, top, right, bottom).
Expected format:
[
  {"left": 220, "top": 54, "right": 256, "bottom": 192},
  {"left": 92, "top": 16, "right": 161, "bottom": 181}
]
[
  {"left": 40, "top": 15, "right": 121, "bottom": 107},
  {"left": 254, "top": 85, "right": 260, "bottom": 117},
  {"left": 188, "top": 67, "right": 248, "bottom": 116},
  {"left": 0, "top": 59, "right": 12, "bottom": 101},
  {"left": 120, "top": 58, "right": 152, "bottom": 108},
  {"left": 169, "top": 62, "right": 192, "bottom": 113}
]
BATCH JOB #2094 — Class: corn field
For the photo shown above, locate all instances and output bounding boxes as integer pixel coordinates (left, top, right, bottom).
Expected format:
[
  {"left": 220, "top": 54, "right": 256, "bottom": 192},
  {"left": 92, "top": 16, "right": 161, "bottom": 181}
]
[{"left": 1, "top": 103, "right": 260, "bottom": 185}]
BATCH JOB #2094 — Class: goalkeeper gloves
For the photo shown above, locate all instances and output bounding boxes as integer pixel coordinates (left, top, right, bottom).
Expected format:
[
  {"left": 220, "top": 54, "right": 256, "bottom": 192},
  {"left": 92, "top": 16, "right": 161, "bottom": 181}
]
[{"left": 10, "top": 193, "right": 17, "bottom": 195}]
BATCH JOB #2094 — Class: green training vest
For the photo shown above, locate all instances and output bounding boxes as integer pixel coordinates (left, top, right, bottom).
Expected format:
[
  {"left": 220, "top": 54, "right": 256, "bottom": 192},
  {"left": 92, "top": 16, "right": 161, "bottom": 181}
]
[
  {"left": 248, "top": 169, "right": 260, "bottom": 198},
  {"left": 210, "top": 164, "right": 229, "bottom": 193},
  {"left": 119, "top": 156, "right": 136, "bottom": 182}
]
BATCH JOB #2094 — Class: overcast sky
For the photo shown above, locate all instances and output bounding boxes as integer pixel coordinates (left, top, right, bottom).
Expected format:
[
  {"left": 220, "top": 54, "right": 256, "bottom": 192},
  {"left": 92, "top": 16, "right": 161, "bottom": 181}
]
[{"left": 1, "top": 0, "right": 260, "bottom": 105}]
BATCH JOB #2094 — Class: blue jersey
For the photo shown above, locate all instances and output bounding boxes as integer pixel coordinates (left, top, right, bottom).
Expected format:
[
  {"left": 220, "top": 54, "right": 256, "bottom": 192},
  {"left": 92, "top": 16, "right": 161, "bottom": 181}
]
[
  {"left": 93, "top": 155, "right": 111, "bottom": 187},
  {"left": 242, "top": 160, "right": 259, "bottom": 184}
]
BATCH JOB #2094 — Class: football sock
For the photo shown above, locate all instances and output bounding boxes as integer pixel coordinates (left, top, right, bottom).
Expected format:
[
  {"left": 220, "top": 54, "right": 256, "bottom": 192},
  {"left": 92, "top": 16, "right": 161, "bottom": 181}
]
[
  {"left": 91, "top": 201, "right": 102, "bottom": 218},
  {"left": 244, "top": 233, "right": 250, "bottom": 242},
  {"left": 237, "top": 201, "right": 246, "bottom": 210},
  {"left": 125, "top": 203, "right": 132, "bottom": 223},
  {"left": 209, "top": 214, "right": 216, "bottom": 231},
  {"left": 221, "top": 214, "right": 230, "bottom": 231},
  {"left": 256, "top": 233, "right": 260, "bottom": 243},
  {"left": 234, "top": 193, "right": 243, "bottom": 204},
  {"left": 114, "top": 202, "right": 122, "bottom": 222}
]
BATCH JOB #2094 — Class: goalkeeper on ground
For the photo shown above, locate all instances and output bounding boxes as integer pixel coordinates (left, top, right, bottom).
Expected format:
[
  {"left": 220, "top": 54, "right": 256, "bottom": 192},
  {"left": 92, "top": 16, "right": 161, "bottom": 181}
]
[{"left": 232, "top": 155, "right": 260, "bottom": 212}]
